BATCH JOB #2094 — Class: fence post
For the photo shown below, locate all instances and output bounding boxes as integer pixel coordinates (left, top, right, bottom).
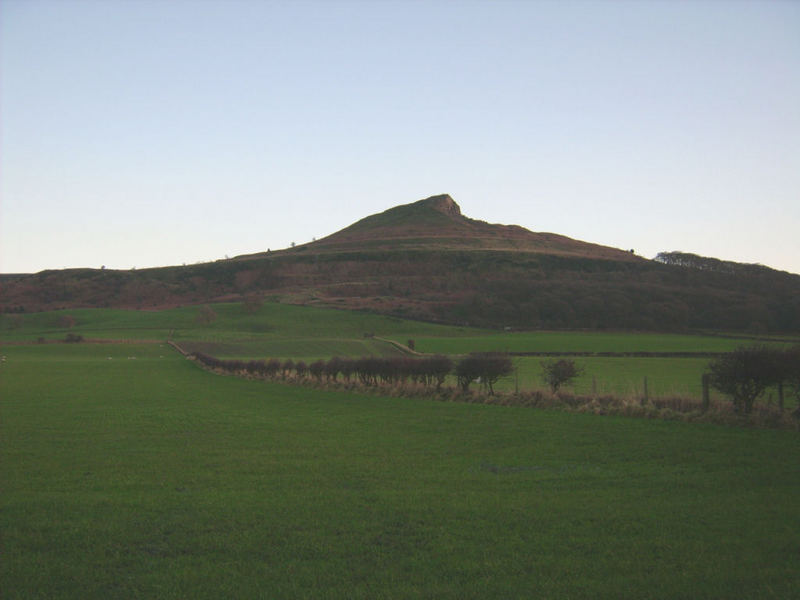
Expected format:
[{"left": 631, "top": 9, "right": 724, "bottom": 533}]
[
  {"left": 592, "top": 376, "right": 597, "bottom": 398},
  {"left": 702, "top": 374, "right": 710, "bottom": 413},
  {"left": 778, "top": 381, "right": 784, "bottom": 411},
  {"left": 641, "top": 376, "right": 648, "bottom": 406}
]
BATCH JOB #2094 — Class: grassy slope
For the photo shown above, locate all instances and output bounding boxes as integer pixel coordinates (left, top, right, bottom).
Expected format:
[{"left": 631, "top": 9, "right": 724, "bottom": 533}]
[{"left": 2, "top": 343, "right": 799, "bottom": 599}]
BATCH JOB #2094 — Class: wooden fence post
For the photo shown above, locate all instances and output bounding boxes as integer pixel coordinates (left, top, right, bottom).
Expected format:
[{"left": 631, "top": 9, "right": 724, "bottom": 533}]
[
  {"left": 641, "top": 376, "right": 648, "bottom": 406},
  {"left": 702, "top": 374, "right": 710, "bottom": 413}
]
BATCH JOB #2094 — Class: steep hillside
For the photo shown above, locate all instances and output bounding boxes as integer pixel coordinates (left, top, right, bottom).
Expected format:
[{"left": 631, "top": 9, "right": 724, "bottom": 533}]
[
  {"left": 242, "top": 194, "right": 642, "bottom": 261},
  {"left": 2, "top": 194, "right": 799, "bottom": 333}
]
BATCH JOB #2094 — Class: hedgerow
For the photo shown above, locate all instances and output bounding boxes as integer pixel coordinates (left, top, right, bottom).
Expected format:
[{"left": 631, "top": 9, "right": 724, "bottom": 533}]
[{"left": 187, "top": 350, "right": 798, "bottom": 430}]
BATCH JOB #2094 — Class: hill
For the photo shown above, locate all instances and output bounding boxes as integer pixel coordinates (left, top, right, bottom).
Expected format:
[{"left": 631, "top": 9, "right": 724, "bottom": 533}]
[
  {"left": 276, "top": 194, "right": 641, "bottom": 261},
  {"left": 2, "top": 194, "right": 799, "bottom": 333}
]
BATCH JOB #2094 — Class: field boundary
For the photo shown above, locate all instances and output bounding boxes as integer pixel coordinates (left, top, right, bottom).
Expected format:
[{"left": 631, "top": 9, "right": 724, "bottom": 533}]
[
  {"left": 0, "top": 338, "right": 163, "bottom": 346},
  {"left": 167, "top": 340, "right": 191, "bottom": 356},
  {"left": 181, "top": 349, "right": 799, "bottom": 431},
  {"left": 374, "top": 336, "right": 422, "bottom": 355},
  {"left": 508, "top": 351, "right": 725, "bottom": 358}
]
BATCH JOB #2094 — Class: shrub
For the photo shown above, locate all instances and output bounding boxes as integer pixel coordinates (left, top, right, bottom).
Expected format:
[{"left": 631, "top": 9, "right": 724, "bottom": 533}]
[
  {"left": 265, "top": 358, "right": 281, "bottom": 378},
  {"left": 295, "top": 360, "right": 308, "bottom": 379},
  {"left": 455, "top": 355, "right": 482, "bottom": 392},
  {"left": 246, "top": 359, "right": 266, "bottom": 376},
  {"left": 708, "top": 345, "right": 783, "bottom": 415},
  {"left": 476, "top": 353, "right": 513, "bottom": 395},
  {"left": 419, "top": 355, "right": 453, "bottom": 390},
  {"left": 786, "top": 346, "right": 800, "bottom": 410},
  {"left": 281, "top": 359, "right": 295, "bottom": 379},
  {"left": 339, "top": 358, "right": 355, "bottom": 382},
  {"left": 455, "top": 353, "right": 513, "bottom": 394},
  {"left": 541, "top": 359, "right": 583, "bottom": 393},
  {"left": 324, "top": 356, "right": 343, "bottom": 382},
  {"left": 309, "top": 359, "right": 325, "bottom": 381}
]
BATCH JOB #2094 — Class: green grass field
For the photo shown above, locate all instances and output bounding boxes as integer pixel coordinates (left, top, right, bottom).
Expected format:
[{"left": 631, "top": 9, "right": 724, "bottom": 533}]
[
  {"left": 2, "top": 342, "right": 798, "bottom": 598},
  {"left": 407, "top": 331, "right": 788, "bottom": 355},
  {"left": 498, "top": 356, "right": 710, "bottom": 396},
  {"left": 3, "top": 302, "right": 795, "bottom": 404},
  {"left": 0, "top": 303, "right": 472, "bottom": 343},
  {"left": 5, "top": 303, "right": 789, "bottom": 353}
]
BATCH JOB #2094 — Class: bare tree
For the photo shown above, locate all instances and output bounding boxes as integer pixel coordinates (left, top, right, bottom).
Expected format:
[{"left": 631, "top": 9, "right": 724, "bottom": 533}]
[
  {"left": 456, "top": 353, "right": 513, "bottom": 394},
  {"left": 708, "top": 346, "right": 783, "bottom": 415},
  {"left": 541, "top": 359, "right": 583, "bottom": 393}
]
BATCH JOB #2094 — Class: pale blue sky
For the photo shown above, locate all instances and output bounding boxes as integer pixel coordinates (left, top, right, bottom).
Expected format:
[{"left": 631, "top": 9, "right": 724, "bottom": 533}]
[{"left": 2, "top": 0, "right": 799, "bottom": 274}]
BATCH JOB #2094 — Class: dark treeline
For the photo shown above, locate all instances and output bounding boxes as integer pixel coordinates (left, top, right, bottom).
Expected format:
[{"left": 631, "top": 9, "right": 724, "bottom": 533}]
[
  {"left": 190, "top": 352, "right": 513, "bottom": 394},
  {"left": 654, "top": 251, "right": 779, "bottom": 275}
]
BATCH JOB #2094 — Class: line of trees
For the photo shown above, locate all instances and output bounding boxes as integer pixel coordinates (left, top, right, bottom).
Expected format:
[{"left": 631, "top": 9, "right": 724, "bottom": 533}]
[
  {"left": 454, "top": 353, "right": 514, "bottom": 394},
  {"left": 709, "top": 345, "right": 800, "bottom": 415},
  {"left": 190, "top": 352, "right": 515, "bottom": 394}
]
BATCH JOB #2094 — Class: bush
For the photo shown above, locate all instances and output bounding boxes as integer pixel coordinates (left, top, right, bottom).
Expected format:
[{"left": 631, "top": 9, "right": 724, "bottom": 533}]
[
  {"left": 309, "top": 359, "right": 325, "bottom": 381},
  {"left": 281, "top": 359, "right": 295, "bottom": 379},
  {"left": 294, "top": 360, "right": 308, "bottom": 379},
  {"left": 265, "top": 358, "right": 281, "bottom": 378},
  {"left": 425, "top": 355, "right": 453, "bottom": 391},
  {"left": 780, "top": 345, "right": 800, "bottom": 391},
  {"left": 324, "top": 356, "right": 343, "bottom": 382},
  {"left": 455, "top": 353, "right": 513, "bottom": 394},
  {"left": 64, "top": 333, "right": 84, "bottom": 343},
  {"left": 708, "top": 346, "right": 783, "bottom": 415},
  {"left": 246, "top": 359, "right": 266, "bottom": 376},
  {"left": 541, "top": 359, "right": 583, "bottom": 393}
]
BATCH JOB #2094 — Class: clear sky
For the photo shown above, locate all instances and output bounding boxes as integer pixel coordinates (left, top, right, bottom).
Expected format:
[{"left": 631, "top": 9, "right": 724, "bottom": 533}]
[{"left": 2, "top": 0, "right": 798, "bottom": 275}]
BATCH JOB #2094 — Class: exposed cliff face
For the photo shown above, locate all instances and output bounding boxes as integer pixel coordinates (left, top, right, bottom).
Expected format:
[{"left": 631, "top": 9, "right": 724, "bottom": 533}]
[{"left": 423, "top": 194, "right": 461, "bottom": 217}]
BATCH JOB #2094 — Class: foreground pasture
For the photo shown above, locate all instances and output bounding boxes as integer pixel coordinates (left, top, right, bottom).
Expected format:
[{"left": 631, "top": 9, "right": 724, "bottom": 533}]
[{"left": 1, "top": 344, "right": 798, "bottom": 598}]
